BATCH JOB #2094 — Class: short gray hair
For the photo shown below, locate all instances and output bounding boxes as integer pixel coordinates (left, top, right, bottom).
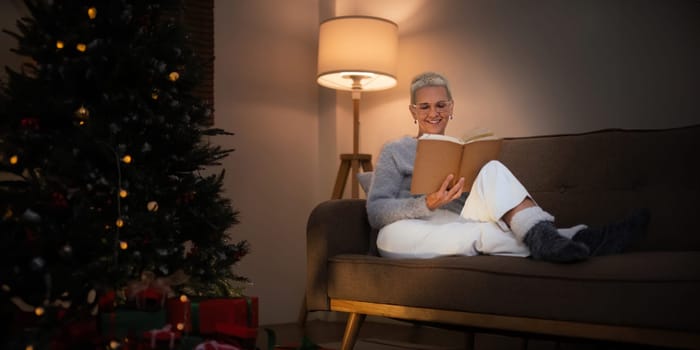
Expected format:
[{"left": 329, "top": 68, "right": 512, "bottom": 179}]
[{"left": 409, "top": 72, "right": 453, "bottom": 104}]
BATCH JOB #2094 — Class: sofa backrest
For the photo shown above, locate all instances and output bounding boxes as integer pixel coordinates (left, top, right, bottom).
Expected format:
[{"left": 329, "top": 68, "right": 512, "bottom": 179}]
[{"left": 498, "top": 124, "right": 700, "bottom": 252}]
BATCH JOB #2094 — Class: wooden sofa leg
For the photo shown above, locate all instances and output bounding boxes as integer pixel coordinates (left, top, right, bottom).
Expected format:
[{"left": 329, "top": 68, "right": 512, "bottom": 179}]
[
  {"left": 464, "top": 332, "right": 475, "bottom": 350},
  {"left": 340, "top": 313, "right": 366, "bottom": 350}
]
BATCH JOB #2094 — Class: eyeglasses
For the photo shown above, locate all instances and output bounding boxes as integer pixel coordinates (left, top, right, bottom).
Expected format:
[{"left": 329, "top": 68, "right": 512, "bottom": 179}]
[{"left": 411, "top": 100, "right": 453, "bottom": 116}]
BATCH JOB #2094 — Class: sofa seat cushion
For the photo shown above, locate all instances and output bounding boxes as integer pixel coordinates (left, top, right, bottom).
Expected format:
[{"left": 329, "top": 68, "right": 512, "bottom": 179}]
[{"left": 327, "top": 251, "right": 700, "bottom": 332}]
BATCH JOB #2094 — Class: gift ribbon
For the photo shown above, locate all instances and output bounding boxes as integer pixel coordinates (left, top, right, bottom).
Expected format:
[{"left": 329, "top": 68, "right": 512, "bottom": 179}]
[
  {"left": 243, "top": 296, "right": 253, "bottom": 327},
  {"left": 148, "top": 324, "right": 175, "bottom": 349},
  {"left": 195, "top": 340, "right": 241, "bottom": 350}
]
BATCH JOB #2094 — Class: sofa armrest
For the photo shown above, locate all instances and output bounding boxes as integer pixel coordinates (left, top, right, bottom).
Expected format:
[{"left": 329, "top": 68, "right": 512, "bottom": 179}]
[{"left": 306, "top": 199, "right": 371, "bottom": 311}]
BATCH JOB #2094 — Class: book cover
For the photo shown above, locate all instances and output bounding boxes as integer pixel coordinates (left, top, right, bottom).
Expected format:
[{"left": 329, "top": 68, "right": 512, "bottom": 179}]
[{"left": 410, "top": 131, "right": 502, "bottom": 194}]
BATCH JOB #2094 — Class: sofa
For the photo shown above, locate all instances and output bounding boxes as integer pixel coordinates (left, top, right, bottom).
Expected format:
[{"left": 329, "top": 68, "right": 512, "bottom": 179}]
[{"left": 305, "top": 125, "right": 700, "bottom": 349}]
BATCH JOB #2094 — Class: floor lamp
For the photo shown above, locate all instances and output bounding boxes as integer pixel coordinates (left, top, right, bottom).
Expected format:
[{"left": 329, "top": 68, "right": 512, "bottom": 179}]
[{"left": 317, "top": 16, "right": 399, "bottom": 199}]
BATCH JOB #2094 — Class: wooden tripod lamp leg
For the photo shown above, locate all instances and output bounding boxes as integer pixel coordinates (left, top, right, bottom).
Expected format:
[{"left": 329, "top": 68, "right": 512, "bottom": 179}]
[{"left": 332, "top": 157, "right": 352, "bottom": 199}]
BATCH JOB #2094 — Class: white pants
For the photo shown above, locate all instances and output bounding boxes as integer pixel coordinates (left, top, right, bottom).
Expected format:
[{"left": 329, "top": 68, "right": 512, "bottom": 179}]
[{"left": 377, "top": 161, "right": 531, "bottom": 259}]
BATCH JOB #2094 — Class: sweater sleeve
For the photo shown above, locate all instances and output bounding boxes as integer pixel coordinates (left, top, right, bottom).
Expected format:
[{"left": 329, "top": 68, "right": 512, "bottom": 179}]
[{"left": 366, "top": 138, "right": 433, "bottom": 229}]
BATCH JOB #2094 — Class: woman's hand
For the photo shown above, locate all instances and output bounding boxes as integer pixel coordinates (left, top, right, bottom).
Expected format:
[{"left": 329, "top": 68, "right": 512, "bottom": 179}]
[{"left": 425, "top": 174, "right": 465, "bottom": 210}]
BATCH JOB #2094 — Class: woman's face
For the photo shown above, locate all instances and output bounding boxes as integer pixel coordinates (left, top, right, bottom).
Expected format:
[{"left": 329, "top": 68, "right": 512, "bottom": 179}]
[{"left": 410, "top": 86, "right": 453, "bottom": 137}]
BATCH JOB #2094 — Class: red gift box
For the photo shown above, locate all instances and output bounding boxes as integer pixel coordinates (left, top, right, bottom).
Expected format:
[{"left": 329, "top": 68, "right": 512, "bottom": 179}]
[
  {"left": 98, "top": 290, "right": 117, "bottom": 313},
  {"left": 165, "top": 296, "right": 191, "bottom": 332},
  {"left": 137, "top": 287, "right": 166, "bottom": 311},
  {"left": 199, "top": 297, "right": 258, "bottom": 338},
  {"left": 51, "top": 317, "right": 101, "bottom": 350}
]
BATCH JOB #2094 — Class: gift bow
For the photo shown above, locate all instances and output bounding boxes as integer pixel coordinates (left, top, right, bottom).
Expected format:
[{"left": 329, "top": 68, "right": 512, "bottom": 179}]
[
  {"left": 195, "top": 340, "right": 241, "bottom": 350},
  {"left": 148, "top": 324, "right": 176, "bottom": 349}
]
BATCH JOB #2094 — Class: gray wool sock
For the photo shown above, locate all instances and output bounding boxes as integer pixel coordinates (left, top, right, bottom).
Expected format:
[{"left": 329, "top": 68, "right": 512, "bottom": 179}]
[
  {"left": 509, "top": 206, "right": 554, "bottom": 241},
  {"left": 509, "top": 206, "right": 589, "bottom": 263},
  {"left": 573, "top": 208, "right": 650, "bottom": 256},
  {"left": 523, "top": 221, "right": 590, "bottom": 262}
]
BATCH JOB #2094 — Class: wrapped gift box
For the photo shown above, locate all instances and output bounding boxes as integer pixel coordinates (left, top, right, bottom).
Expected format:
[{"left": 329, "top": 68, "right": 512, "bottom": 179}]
[
  {"left": 199, "top": 297, "right": 258, "bottom": 334},
  {"left": 100, "top": 309, "right": 166, "bottom": 339},
  {"left": 165, "top": 296, "right": 192, "bottom": 333},
  {"left": 199, "top": 297, "right": 258, "bottom": 348}
]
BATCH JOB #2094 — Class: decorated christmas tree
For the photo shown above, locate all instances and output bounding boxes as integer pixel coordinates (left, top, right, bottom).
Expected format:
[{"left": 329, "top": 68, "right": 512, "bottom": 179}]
[{"left": 0, "top": 0, "right": 248, "bottom": 346}]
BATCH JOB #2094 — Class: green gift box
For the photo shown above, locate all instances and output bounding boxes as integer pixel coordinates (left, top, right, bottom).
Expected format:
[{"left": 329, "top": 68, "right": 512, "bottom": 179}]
[{"left": 100, "top": 309, "right": 166, "bottom": 339}]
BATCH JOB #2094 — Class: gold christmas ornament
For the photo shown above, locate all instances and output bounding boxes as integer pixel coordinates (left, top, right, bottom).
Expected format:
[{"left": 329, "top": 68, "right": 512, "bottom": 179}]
[
  {"left": 147, "top": 201, "right": 159, "bottom": 212},
  {"left": 56, "top": 40, "right": 64, "bottom": 49},
  {"left": 75, "top": 105, "right": 89, "bottom": 119},
  {"left": 168, "top": 71, "right": 180, "bottom": 82},
  {"left": 119, "top": 189, "right": 128, "bottom": 198},
  {"left": 121, "top": 155, "right": 132, "bottom": 164},
  {"left": 88, "top": 7, "right": 97, "bottom": 20},
  {"left": 179, "top": 294, "right": 188, "bottom": 302},
  {"left": 76, "top": 43, "right": 87, "bottom": 52}
]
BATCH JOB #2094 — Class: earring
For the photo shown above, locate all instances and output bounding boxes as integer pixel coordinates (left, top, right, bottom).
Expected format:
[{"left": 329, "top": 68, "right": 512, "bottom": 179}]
[
  {"left": 449, "top": 115, "right": 454, "bottom": 120},
  {"left": 413, "top": 119, "right": 417, "bottom": 124}
]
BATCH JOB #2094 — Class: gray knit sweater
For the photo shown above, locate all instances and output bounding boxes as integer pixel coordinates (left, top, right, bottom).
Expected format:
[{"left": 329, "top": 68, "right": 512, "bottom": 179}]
[{"left": 366, "top": 136, "right": 467, "bottom": 229}]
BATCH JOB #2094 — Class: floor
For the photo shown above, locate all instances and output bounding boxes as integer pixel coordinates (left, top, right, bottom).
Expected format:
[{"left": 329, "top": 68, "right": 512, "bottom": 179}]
[
  {"left": 258, "top": 319, "right": 467, "bottom": 350},
  {"left": 258, "top": 318, "right": 673, "bottom": 350}
]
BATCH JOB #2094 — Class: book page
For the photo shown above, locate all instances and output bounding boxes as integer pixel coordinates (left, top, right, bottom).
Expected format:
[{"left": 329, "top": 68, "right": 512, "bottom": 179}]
[
  {"left": 462, "top": 127, "right": 497, "bottom": 143},
  {"left": 458, "top": 139, "right": 503, "bottom": 191},
  {"left": 411, "top": 138, "right": 464, "bottom": 194},
  {"left": 418, "top": 133, "right": 465, "bottom": 144}
]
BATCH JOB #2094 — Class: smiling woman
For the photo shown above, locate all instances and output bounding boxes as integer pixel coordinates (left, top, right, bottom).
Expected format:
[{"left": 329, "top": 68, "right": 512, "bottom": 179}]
[{"left": 366, "top": 71, "right": 649, "bottom": 262}]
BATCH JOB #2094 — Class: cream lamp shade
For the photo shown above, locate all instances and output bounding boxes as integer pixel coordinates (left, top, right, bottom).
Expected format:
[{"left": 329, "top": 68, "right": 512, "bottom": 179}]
[{"left": 317, "top": 16, "right": 398, "bottom": 92}]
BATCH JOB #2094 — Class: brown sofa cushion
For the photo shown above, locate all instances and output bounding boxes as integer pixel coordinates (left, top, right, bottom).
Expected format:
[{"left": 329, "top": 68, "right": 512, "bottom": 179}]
[
  {"left": 328, "top": 251, "right": 700, "bottom": 332},
  {"left": 498, "top": 125, "right": 700, "bottom": 252}
]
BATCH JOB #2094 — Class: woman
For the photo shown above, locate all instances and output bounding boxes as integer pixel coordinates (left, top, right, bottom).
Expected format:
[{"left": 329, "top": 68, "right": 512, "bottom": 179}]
[{"left": 366, "top": 72, "right": 649, "bottom": 262}]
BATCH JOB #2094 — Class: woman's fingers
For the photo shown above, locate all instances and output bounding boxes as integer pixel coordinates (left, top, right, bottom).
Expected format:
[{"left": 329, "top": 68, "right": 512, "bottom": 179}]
[{"left": 425, "top": 175, "right": 464, "bottom": 210}]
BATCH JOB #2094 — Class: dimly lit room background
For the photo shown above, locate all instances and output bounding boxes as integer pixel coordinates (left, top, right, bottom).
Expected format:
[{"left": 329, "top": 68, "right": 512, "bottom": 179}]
[{"left": 1, "top": 0, "right": 698, "bottom": 325}]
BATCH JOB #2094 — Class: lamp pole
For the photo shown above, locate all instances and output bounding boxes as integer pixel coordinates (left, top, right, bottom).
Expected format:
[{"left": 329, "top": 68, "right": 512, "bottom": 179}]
[{"left": 350, "top": 76, "right": 363, "bottom": 198}]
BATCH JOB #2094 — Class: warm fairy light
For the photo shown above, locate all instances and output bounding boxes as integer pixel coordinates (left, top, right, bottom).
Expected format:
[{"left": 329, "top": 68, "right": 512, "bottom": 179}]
[
  {"left": 109, "top": 341, "right": 120, "bottom": 349},
  {"left": 76, "top": 43, "right": 87, "bottom": 52},
  {"left": 75, "top": 105, "right": 89, "bottom": 119},
  {"left": 10, "top": 155, "right": 18, "bottom": 165},
  {"left": 56, "top": 40, "right": 64, "bottom": 49},
  {"left": 168, "top": 72, "right": 180, "bottom": 82},
  {"left": 25, "top": 345, "right": 34, "bottom": 350},
  {"left": 176, "top": 323, "right": 184, "bottom": 331},
  {"left": 115, "top": 218, "right": 124, "bottom": 228},
  {"left": 179, "top": 294, "right": 188, "bottom": 302},
  {"left": 34, "top": 307, "right": 44, "bottom": 316},
  {"left": 121, "top": 155, "right": 132, "bottom": 164},
  {"left": 88, "top": 7, "right": 97, "bottom": 20},
  {"left": 119, "top": 241, "right": 128, "bottom": 250},
  {"left": 79, "top": 120, "right": 86, "bottom": 126},
  {"left": 151, "top": 90, "right": 159, "bottom": 100},
  {"left": 119, "top": 189, "right": 128, "bottom": 198}
]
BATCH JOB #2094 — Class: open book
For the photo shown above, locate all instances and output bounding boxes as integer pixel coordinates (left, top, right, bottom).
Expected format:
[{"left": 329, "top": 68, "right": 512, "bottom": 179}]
[{"left": 410, "top": 129, "right": 502, "bottom": 194}]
